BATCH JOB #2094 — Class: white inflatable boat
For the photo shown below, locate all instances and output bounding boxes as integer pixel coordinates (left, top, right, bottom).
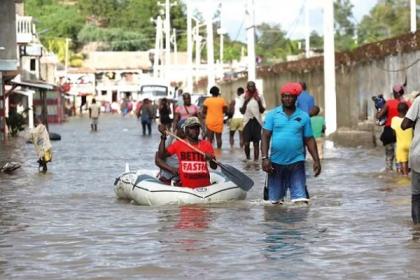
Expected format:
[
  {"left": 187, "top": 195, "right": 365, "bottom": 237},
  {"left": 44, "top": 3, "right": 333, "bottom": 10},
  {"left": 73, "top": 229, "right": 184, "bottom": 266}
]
[{"left": 114, "top": 166, "right": 247, "bottom": 206}]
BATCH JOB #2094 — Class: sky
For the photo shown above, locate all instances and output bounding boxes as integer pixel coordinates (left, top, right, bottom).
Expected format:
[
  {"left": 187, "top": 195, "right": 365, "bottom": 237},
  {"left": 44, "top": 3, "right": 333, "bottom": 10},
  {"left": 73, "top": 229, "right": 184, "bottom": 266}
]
[{"left": 187, "top": 0, "right": 379, "bottom": 41}]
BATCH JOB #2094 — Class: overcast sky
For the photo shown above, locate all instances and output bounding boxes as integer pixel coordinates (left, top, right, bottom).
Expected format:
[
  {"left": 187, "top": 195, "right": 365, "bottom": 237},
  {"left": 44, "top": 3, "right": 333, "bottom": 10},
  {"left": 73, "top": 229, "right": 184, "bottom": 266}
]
[{"left": 186, "top": 0, "right": 379, "bottom": 41}]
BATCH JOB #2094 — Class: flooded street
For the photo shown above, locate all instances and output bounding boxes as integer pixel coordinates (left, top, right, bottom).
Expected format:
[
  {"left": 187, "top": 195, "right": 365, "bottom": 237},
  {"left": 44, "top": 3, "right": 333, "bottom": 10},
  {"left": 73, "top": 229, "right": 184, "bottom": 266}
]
[{"left": 1, "top": 114, "right": 419, "bottom": 279}]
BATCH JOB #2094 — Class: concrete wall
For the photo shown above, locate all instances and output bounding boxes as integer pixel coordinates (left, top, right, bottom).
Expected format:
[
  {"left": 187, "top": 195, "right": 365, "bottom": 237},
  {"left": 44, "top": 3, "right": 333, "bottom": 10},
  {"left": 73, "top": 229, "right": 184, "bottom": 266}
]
[
  {"left": 0, "top": 0, "right": 17, "bottom": 71},
  {"left": 216, "top": 32, "right": 420, "bottom": 131}
]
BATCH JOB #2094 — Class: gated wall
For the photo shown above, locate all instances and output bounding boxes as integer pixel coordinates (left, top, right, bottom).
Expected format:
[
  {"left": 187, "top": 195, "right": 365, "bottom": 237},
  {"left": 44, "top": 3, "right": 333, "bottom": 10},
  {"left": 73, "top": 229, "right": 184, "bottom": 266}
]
[{"left": 216, "top": 31, "right": 420, "bottom": 130}]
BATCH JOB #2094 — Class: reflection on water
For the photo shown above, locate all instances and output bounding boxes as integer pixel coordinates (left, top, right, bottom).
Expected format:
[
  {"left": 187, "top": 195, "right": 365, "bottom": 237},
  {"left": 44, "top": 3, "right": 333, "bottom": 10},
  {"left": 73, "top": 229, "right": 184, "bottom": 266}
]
[
  {"left": 175, "top": 206, "right": 210, "bottom": 230},
  {"left": 263, "top": 206, "right": 309, "bottom": 258},
  {"left": 0, "top": 115, "right": 418, "bottom": 279}
]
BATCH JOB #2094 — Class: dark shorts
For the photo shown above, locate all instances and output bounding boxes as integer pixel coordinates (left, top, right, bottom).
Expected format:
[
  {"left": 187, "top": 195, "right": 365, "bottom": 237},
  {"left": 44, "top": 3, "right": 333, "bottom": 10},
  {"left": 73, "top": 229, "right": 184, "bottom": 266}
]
[
  {"left": 267, "top": 161, "right": 307, "bottom": 202},
  {"left": 243, "top": 118, "right": 261, "bottom": 143}
]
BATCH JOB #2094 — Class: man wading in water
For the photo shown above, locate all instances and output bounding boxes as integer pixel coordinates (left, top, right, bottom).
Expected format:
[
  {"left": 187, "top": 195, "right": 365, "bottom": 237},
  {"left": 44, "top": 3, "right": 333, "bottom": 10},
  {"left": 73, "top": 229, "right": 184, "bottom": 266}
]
[
  {"left": 261, "top": 82, "right": 321, "bottom": 205},
  {"left": 158, "top": 116, "right": 217, "bottom": 188}
]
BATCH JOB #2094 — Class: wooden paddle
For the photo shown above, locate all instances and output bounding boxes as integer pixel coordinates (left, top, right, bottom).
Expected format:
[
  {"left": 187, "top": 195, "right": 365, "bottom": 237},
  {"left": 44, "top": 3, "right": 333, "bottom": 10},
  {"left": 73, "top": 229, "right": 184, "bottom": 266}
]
[{"left": 165, "top": 131, "right": 254, "bottom": 191}]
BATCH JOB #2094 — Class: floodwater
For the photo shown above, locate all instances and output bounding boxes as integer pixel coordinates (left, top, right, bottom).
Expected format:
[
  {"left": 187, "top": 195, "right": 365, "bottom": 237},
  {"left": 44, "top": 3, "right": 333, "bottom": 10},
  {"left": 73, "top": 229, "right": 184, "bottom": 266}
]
[{"left": 1, "top": 114, "right": 419, "bottom": 279}]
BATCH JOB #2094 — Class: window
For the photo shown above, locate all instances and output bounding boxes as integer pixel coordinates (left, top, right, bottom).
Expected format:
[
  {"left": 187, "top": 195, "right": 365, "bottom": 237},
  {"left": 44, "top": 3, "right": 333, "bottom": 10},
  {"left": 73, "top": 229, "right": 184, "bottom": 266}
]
[{"left": 30, "top": 59, "right": 36, "bottom": 71}]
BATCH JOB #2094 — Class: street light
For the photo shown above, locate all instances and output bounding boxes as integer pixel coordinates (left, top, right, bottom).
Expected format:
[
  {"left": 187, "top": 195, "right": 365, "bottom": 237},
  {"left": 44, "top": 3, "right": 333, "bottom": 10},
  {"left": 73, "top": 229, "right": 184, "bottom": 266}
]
[{"left": 158, "top": 0, "right": 177, "bottom": 79}]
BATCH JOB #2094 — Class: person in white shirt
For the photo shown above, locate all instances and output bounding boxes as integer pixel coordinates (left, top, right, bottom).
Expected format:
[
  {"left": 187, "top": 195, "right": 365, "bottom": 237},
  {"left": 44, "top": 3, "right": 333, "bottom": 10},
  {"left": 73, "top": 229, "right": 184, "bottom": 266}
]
[
  {"left": 401, "top": 95, "right": 420, "bottom": 224},
  {"left": 228, "top": 87, "right": 245, "bottom": 148},
  {"left": 89, "top": 98, "right": 101, "bottom": 131},
  {"left": 240, "top": 81, "right": 266, "bottom": 163}
]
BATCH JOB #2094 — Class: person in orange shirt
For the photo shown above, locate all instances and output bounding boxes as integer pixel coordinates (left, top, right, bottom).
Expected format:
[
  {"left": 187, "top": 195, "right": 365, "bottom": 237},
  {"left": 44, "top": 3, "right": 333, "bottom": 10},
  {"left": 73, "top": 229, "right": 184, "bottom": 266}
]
[{"left": 202, "top": 86, "right": 228, "bottom": 148}]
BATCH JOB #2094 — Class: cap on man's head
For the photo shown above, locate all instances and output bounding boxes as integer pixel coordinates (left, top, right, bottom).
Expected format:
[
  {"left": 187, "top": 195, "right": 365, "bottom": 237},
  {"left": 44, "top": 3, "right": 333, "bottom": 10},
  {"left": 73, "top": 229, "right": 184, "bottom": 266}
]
[
  {"left": 182, "top": 116, "right": 201, "bottom": 129},
  {"left": 393, "top": 84, "right": 404, "bottom": 94},
  {"left": 280, "top": 82, "right": 302, "bottom": 96}
]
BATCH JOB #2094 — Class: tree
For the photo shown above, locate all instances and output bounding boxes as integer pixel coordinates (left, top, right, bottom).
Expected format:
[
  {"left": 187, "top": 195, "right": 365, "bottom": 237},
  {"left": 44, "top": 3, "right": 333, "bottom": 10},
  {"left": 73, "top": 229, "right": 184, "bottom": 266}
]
[
  {"left": 78, "top": 0, "right": 187, "bottom": 51},
  {"left": 309, "top": 31, "right": 323, "bottom": 51},
  {"left": 357, "top": 0, "right": 413, "bottom": 45},
  {"left": 334, "top": 0, "right": 357, "bottom": 51},
  {"left": 255, "top": 23, "right": 293, "bottom": 63},
  {"left": 77, "top": 0, "right": 122, "bottom": 27},
  {"left": 25, "top": 0, "right": 84, "bottom": 42}
]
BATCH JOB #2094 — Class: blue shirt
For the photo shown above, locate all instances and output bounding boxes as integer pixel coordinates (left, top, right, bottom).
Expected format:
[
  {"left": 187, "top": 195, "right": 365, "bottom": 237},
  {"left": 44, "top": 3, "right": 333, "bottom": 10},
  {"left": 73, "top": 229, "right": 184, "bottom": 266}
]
[
  {"left": 263, "top": 106, "right": 313, "bottom": 165},
  {"left": 296, "top": 91, "right": 314, "bottom": 114}
]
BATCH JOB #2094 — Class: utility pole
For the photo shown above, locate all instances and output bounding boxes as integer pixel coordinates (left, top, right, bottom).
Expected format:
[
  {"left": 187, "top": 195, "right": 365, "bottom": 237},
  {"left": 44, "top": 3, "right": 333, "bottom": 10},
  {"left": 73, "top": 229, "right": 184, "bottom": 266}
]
[
  {"left": 165, "top": 0, "right": 171, "bottom": 78},
  {"left": 219, "top": 29, "right": 224, "bottom": 63},
  {"left": 218, "top": 1, "right": 224, "bottom": 64},
  {"left": 194, "top": 24, "right": 202, "bottom": 84},
  {"left": 411, "top": 0, "right": 416, "bottom": 33},
  {"left": 153, "top": 16, "right": 163, "bottom": 78},
  {"left": 305, "top": 4, "right": 310, "bottom": 58},
  {"left": 206, "top": 0, "right": 215, "bottom": 92},
  {"left": 172, "top": 28, "right": 178, "bottom": 65},
  {"left": 158, "top": 0, "right": 176, "bottom": 79},
  {"left": 186, "top": 1, "right": 193, "bottom": 92},
  {"left": 323, "top": 0, "right": 337, "bottom": 135},
  {"left": 246, "top": 0, "right": 256, "bottom": 82},
  {"left": 64, "top": 38, "right": 70, "bottom": 77}
]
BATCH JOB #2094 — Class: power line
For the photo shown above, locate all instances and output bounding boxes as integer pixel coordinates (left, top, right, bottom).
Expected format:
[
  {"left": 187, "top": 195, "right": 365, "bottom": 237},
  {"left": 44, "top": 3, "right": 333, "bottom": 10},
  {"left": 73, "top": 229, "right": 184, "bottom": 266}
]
[
  {"left": 234, "top": 19, "right": 245, "bottom": 42},
  {"left": 285, "top": 2, "right": 305, "bottom": 39}
]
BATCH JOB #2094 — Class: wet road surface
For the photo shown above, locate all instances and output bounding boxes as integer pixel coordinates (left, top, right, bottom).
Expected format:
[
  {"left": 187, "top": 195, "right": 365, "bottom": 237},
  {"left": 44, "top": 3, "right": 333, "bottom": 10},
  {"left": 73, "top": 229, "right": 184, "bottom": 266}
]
[{"left": 1, "top": 114, "right": 419, "bottom": 279}]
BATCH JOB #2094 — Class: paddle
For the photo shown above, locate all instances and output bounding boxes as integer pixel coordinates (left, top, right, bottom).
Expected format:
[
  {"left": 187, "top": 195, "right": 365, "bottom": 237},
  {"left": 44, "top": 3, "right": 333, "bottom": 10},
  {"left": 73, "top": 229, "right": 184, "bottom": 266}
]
[
  {"left": 263, "top": 173, "right": 268, "bottom": 201},
  {"left": 165, "top": 131, "right": 254, "bottom": 191}
]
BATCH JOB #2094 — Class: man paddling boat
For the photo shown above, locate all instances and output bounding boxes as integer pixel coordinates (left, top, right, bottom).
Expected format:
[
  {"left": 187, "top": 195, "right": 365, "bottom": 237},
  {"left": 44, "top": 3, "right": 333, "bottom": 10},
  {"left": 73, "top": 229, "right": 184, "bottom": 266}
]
[{"left": 158, "top": 116, "right": 217, "bottom": 188}]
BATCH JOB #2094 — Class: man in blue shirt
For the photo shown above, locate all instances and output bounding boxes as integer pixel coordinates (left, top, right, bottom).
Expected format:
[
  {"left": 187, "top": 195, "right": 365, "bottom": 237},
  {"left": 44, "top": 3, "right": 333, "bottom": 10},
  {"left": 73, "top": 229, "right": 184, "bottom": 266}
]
[
  {"left": 261, "top": 82, "right": 321, "bottom": 204},
  {"left": 296, "top": 81, "right": 315, "bottom": 115}
]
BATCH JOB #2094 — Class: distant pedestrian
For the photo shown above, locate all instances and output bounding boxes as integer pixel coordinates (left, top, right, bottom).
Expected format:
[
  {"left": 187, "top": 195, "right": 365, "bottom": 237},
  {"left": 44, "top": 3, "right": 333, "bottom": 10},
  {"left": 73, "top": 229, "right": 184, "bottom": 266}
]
[
  {"left": 159, "top": 98, "right": 172, "bottom": 131},
  {"left": 30, "top": 116, "right": 52, "bottom": 173},
  {"left": 240, "top": 81, "right": 266, "bottom": 163},
  {"left": 391, "top": 102, "right": 413, "bottom": 176},
  {"left": 297, "top": 81, "right": 315, "bottom": 115},
  {"left": 261, "top": 82, "right": 321, "bottom": 205},
  {"left": 401, "top": 96, "right": 420, "bottom": 224},
  {"left": 376, "top": 84, "right": 411, "bottom": 171},
  {"left": 89, "top": 98, "right": 100, "bottom": 132},
  {"left": 173, "top": 93, "right": 199, "bottom": 131},
  {"left": 228, "top": 87, "right": 245, "bottom": 148},
  {"left": 140, "top": 98, "right": 154, "bottom": 136},
  {"left": 202, "top": 86, "right": 228, "bottom": 148},
  {"left": 121, "top": 98, "right": 129, "bottom": 116},
  {"left": 175, "top": 88, "right": 184, "bottom": 108},
  {"left": 310, "top": 105, "right": 326, "bottom": 159},
  {"left": 111, "top": 101, "right": 119, "bottom": 114}
]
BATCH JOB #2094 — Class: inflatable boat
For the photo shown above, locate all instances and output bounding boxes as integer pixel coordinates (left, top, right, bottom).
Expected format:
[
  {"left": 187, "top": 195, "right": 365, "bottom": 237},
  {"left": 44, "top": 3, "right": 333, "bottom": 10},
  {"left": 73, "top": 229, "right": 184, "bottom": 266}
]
[{"left": 114, "top": 165, "right": 247, "bottom": 206}]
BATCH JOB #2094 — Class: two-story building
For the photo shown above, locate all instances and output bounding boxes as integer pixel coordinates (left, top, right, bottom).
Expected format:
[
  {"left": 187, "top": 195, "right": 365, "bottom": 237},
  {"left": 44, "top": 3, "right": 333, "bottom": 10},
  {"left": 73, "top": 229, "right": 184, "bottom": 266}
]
[{"left": 0, "top": 0, "right": 62, "bottom": 140}]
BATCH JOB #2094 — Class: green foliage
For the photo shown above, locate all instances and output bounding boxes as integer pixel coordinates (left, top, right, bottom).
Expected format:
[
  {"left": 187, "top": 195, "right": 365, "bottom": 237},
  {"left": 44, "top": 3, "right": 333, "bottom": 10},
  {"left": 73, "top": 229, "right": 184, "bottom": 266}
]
[
  {"left": 25, "top": 0, "right": 84, "bottom": 42},
  {"left": 77, "top": 0, "right": 187, "bottom": 51},
  {"left": 357, "top": 0, "right": 414, "bottom": 45},
  {"left": 77, "top": 25, "right": 148, "bottom": 51},
  {"left": 255, "top": 23, "right": 292, "bottom": 62},
  {"left": 309, "top": 31, "right": 323, "bottom": 50},
  {"left": 23, "top": 0, "right": 251, "bottom": 63},
  {"left": 77, "top": 0, "right": 121, "bottom": 26},
  {"left": 334, "top": 0, "right": 357, "bottom": 51},
  {"left": 223, "top": 39, "right": 244, "bottom": 62},
  {"left": 44, "top": 38, "right": 67, "bottom": 62}
]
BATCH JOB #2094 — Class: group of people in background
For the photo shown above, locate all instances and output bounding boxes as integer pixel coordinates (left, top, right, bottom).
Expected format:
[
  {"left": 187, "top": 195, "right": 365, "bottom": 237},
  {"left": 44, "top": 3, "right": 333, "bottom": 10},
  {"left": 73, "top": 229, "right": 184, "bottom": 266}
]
[
  {"left": 153, "top": 80, "right": 325, "bottom": 206},
  {"left": 376, "top": 84, "right": 414, "bottom": 176},
  {"left": 375, "top": 84, "right": 420, "bottom": 224}
]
